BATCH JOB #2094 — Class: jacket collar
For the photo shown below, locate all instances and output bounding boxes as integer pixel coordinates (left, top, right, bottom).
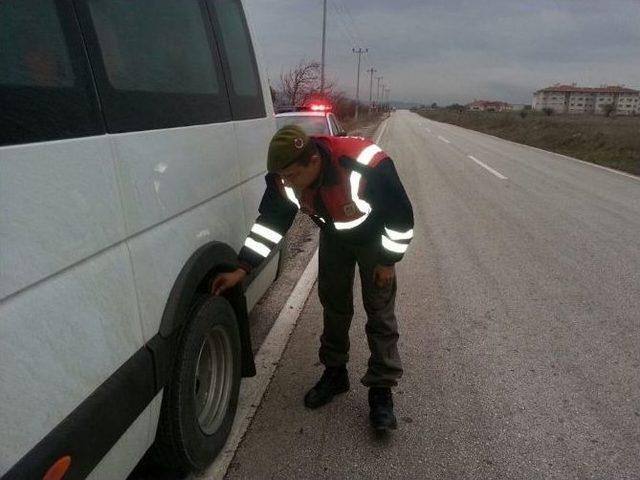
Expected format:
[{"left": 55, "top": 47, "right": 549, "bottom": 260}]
[{"left": 311, "top": 138, "right": 339, "bottom": 188}]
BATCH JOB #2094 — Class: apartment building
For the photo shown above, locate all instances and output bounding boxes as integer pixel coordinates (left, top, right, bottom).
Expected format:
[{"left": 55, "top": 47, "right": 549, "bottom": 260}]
[{"left": 532, "top": 84, "right": 640, "bottom": 115}]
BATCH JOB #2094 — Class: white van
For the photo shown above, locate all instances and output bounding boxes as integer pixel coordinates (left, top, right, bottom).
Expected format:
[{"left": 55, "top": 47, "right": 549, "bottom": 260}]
[{"left": 0, "top": 1, "right": 278, "bottom": 478}]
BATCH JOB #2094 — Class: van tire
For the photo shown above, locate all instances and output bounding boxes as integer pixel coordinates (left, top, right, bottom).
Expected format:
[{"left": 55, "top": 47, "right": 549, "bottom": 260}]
[{"left": 152, "top": 294, "right": 241, "bottom": 475}]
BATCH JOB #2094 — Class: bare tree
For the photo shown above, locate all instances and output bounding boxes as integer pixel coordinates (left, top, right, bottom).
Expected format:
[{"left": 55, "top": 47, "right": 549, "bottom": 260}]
[{"left": 279, "top": 60, "right": 337, "bottom": 107}]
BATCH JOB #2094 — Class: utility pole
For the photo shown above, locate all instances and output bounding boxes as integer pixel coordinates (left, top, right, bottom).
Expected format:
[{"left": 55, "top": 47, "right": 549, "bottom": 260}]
[
  {"left": 320, "top": 0, "right": 327, "bottom": 93},
  {"left": 352, "top": 47, "right": 368, "bottom": 120},
  {"left": 367, "top": 67, "right": 377, "bottom": 105},
  {"left": 376, "top": 75, "right": 383, "bottom": 105}
]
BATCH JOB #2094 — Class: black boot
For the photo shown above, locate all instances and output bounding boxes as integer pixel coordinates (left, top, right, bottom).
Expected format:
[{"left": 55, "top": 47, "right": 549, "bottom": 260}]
[
  {"left": 368, "top": 387, "right": 397, "bottom": 431},
  {"left": 304, "top": 366, "right": 350, "bottom": 409}
]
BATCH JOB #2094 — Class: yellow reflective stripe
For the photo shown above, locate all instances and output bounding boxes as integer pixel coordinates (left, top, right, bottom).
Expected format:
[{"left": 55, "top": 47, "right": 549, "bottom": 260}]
[
  {"left": 338, "top": 144, "right": 382, "bottom": 230},
  {"left": 284, "top": 187, "right": 300, "bottom": 208},
  {"left": 357, "top": 144, "right": 382, "bottom": 165},
  {"left": 381, "top": 234, "right": 409, "bottom": 253},
  {"left": 244, "top": 237, "right": 270, "bottom": 257},
  {"left": 349, "top": 170, "right": 372, "bottom": 215},
  {"left": 334, "top": 213, "right": 369, "bottom": 230},
  {"left": 251, "top": 223, "right": 283, "bottom": 243},
  {"left": 384, "top": 227, "right": 414, "bottom": 241}
]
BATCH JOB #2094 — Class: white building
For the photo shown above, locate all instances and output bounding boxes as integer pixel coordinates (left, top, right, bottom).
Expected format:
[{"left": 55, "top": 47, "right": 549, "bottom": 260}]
[
  {"left": 466, "top": 100, "right": 511, "bottom": 112},
  {"left": 532, "top": 84, "right": 640, "bottom": 115}
]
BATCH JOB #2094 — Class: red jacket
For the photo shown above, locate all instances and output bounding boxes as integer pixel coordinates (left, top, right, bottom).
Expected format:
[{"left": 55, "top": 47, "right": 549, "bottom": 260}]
[{"left": 239, "top": 135, "right": 414, "bottom": 272}]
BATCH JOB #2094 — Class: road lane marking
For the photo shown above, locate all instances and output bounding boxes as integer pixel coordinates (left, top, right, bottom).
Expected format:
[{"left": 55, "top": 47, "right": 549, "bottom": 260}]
[
  {"left": 421, "top": 113, "right": 640, "bottom": 183},
  {"left": 467, "top": 155, "right": 508, "bottom": 180},
  {"left": 437, "top": 135, "right": 450, "bottom": 144}
]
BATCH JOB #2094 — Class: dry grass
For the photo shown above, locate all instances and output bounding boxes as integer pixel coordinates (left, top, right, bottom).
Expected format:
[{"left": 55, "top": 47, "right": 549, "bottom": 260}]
[{"left": 416, "top": 109, "right": 640, "bottom": 176}]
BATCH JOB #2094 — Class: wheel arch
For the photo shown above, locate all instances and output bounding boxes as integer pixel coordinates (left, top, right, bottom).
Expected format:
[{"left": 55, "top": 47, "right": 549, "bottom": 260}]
[{"left": 147, "top": 241, "right": 256, "bottom": 389}]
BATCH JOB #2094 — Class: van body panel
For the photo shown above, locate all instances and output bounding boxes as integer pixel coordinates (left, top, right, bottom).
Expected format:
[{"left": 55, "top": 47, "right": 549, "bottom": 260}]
[
  {"left": 126, "top": 187, "right": 246, "bottom": 342},
  {"left": 1, "top": 0, "right": 279, "bottom": 476},
  {"left": 0, "top": 136, "right": 126, "bottom": 298},
  {"left": 0, "top": 244, "right": 143, "bottom": 475},
  {"left": 85, "top": 394, "right": 161, "bottom": 480},
  {"left": 109, "top": 124, "right": 240, "bottom": 236},
  {"left": 233, "top": 117, "right": 274, "bottom": 185}
]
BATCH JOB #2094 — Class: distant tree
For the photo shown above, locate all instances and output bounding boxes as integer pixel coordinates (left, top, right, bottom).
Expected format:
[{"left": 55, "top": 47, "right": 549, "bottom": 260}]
[
  {"left": 542, "top": 107, "right": 554, "bottom": 116},
  {"left": 279, "top": 59, "right": 337, "bottom": 108},
  {"left": 430, "top": 102, "right": 438, "bottom": 109},
  {"left": 602, "top": 103, "right": 616, "bottom": 118}
]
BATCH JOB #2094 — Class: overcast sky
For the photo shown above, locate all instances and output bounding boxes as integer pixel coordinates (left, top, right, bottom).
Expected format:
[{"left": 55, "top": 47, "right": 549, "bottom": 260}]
[{"left": 244, "top": 0, "right": 640, "bottom": 105}]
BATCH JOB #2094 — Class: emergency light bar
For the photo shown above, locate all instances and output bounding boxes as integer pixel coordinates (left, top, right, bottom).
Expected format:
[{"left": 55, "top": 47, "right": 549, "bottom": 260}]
[{"left": 308, "top": 103, "right": 332, "bottom": 112}]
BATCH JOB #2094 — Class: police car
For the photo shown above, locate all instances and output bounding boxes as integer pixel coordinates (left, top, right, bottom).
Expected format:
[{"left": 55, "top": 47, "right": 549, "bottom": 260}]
[{"left": 275, "top": 103, "right": 346, "bottom": 136}]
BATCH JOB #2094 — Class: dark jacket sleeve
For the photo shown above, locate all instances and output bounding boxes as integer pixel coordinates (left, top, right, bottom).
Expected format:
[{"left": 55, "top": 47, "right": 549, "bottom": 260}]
[
  {"left": 367, "top": 158, "right": 415, "bottom": 265},
  {"left": 237, "top": 173, "right": 298, "bottom": 273}
]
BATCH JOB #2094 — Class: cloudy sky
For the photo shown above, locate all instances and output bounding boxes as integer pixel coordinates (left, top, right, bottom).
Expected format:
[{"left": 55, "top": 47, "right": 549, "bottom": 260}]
[{"left": 244, "top": 0, "right": 640, "bottom": 105}]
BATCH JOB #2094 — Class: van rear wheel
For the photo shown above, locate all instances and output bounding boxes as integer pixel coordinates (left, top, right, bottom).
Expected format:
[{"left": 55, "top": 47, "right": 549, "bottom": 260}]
[{"left": 153, "top": 295, "right": 241, "bottom": 474}]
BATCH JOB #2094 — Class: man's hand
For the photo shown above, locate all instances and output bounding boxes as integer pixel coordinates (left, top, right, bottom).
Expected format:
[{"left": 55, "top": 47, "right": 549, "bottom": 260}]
[
  {"left": 211, "top": 269, "right": 247, "bottom": 296},
  {"left": 373, "top": 264, "right": 395, "bottom": 289}
]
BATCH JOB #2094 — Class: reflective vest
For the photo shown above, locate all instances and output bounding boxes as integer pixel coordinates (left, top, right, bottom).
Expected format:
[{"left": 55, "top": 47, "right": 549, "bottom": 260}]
[
  {"left": 238, "top": 135, "right": 414, "bottom": 272},
  {"left": 278, "top": 135, "right": 388, "bottom": 231}
]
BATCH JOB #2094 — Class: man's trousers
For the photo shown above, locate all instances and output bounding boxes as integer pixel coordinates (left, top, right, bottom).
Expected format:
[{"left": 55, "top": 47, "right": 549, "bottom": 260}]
[{"left": 317, "top": 230, "right": 403, "bottom": 387}]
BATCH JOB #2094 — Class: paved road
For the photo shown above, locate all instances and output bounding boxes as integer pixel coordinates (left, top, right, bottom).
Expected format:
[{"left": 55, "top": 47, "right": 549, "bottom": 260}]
[{"left": 225, "top": 110, "right": 640, "bottom": 480}]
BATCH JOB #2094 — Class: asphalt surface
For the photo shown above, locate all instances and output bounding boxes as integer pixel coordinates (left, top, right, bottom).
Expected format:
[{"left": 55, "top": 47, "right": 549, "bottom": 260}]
[{"left": 224, "top": 110, "right": 640, "bottom": 480}]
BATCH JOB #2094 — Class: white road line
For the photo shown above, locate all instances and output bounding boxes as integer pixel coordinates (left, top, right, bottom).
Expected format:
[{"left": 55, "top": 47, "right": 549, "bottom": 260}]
[
  {"left": 467, "top": 155, "right": 508, "bottom": 180},
  {"left": 200, "top": 115, "right": 392, "bottom": 480},
  {"left": 425, "top": 114, "right": 640, "bottom": 183},
  {"left": 437, "top": 135, "right": 450, "bottom": 144}
]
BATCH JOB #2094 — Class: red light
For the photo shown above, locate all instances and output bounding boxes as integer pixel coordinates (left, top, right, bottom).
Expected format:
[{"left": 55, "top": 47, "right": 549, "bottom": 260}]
[{"left": 308, "top": 103, "right": 331, "bottom": 112}]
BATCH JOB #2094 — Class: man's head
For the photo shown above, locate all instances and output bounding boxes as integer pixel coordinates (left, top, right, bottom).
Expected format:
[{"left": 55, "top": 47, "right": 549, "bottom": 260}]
[{"left": 267, "top": 125, "right": 322, "bottom": 190}]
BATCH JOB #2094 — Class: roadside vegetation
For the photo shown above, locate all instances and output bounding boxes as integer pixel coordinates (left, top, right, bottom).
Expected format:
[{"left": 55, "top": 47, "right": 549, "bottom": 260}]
[
  {"left": 271, "top": 59, "right": 391, "bottom": 125},
  {"left": 414, "top": 108, "right": 640, "bottom": 176}
]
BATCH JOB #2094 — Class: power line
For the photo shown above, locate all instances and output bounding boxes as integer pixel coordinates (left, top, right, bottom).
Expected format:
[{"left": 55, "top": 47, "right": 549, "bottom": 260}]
[{"left": 329, "top": 1, "right": 359, "bottom": 47}]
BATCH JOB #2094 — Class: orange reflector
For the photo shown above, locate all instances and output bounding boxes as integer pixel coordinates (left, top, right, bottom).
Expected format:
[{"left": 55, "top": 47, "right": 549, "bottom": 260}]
[{"left": 43, "top": 456, "right": 71, "bottom": 480}]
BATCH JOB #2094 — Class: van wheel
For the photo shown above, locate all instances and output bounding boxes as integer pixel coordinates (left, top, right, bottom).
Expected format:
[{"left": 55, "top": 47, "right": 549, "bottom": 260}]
[{"left": 153, "top": 295, "right": 241, "bottom": 474}]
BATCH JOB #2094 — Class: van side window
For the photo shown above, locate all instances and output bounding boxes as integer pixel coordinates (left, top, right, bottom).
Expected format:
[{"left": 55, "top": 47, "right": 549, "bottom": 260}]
[
  {"left": 0, "top": 0, "right": 103, "bottom": 146},
  {"left": 209, "top": 0, "right": 266, "bottom": 120},
  {"left": 77, "top": 0, "right": 231, "bottom": 132}
]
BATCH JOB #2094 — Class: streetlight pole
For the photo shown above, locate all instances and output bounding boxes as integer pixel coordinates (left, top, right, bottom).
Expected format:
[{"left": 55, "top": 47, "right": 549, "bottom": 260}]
[
  {"left": 376, "top": 75, "right": 383, "bottom": 105},
  {"left": 320, "top": 0, "right": 327, "bottom": 93},
  {"left": 367, "top": 67, "right": 377, "bottom": 106},
  {"left": 352, "top": 47, "right": 368, "bottom": 120}
]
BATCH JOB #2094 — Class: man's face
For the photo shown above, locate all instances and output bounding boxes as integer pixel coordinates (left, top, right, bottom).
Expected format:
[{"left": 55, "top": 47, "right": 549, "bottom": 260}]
[{"left": 277, "top": 154, "right": 321, "bottom": 190}]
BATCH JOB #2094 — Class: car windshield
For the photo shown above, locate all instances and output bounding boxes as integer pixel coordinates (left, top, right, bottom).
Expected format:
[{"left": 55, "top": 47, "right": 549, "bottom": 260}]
[{"left": 276, "top": 115, "right": 329, "bottom": 135}]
